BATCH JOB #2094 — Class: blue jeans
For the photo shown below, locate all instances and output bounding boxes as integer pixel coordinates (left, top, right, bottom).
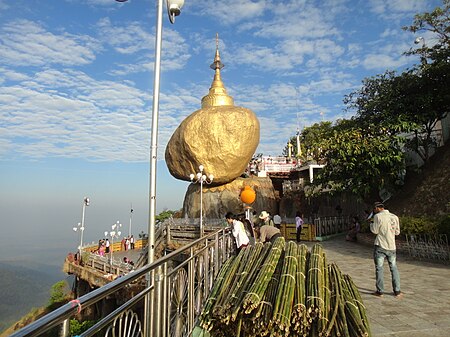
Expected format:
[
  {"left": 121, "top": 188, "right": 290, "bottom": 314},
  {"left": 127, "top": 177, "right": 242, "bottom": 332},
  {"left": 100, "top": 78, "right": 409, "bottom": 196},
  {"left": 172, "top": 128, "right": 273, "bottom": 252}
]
[{"left": 374, "top": 245, "right": 401, "bottom": 293}]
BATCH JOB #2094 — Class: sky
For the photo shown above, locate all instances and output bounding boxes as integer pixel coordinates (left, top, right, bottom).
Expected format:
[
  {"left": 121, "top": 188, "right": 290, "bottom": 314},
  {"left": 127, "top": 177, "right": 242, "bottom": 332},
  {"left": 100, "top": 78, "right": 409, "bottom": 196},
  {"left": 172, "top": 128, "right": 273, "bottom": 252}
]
[{"left": 0, "top": 0, "right": 443, "bottom": 262}]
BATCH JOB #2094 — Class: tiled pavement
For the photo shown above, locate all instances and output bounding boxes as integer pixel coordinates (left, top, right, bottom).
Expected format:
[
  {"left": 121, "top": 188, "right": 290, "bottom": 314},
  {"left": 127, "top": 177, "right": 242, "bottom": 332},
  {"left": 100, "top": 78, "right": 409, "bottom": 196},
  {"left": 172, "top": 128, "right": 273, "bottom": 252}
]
[
  {"left": 115, "top": 237, "right": 450, "bottom": 336},
  {"left": 305, "top": 237, "right": 450, "bottom": 337}
]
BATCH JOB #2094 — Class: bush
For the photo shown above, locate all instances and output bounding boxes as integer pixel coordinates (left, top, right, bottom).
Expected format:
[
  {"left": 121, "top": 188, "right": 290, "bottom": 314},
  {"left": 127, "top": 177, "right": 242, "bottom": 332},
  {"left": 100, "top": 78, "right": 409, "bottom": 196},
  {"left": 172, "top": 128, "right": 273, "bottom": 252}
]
[
  {"left": 48, "top": 281, "right": 70, "bottom": 307},
  {"left": 70, "top": 319, "right": 98, "bottom": 336},
  {"left": 437, "top": 214, "right": 450, "bottom": 237},
  {"left": 399, "top": 216, "right": 438, "bottom": 235}
]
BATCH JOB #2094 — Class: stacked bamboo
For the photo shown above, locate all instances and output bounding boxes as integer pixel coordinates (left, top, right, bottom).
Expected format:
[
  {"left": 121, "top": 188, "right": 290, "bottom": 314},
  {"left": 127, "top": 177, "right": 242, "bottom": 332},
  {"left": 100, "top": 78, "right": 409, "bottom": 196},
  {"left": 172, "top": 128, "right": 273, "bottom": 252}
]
[{"left": 194, "top": 242, "right": 371, "bottom": 337}]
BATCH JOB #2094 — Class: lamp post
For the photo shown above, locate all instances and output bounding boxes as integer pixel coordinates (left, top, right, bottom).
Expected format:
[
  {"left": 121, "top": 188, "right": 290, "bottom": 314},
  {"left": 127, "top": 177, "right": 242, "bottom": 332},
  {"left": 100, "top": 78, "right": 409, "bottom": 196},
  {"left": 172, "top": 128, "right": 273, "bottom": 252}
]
[
  {"left": 105, "top": 221, "right": 122, "bottom": 265},
  {"left": 115, "top": 1, "right": 185, "bottom": 335},
  {"left": 129, "top": 204, "right": 133, "bottom": 237},
  {"left": 414, "top": 36, "right": 427, "bottom": 64},
  {"left": 189, "top": 165, "right": 214, "bottom": 237},
  {"left": 72, "top": 197, "right": 90, "bottom": 252},
  {"left": 116, "top": 0, "right": 185, "bottom": 268}
]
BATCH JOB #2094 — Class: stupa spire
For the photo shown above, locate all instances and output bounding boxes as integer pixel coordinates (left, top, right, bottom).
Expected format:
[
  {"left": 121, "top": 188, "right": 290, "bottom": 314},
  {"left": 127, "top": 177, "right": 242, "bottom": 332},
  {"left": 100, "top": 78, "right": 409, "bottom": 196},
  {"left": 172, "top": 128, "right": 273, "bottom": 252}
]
[{"left": 201, "top": 33, "right": 234, "bottom": 108}]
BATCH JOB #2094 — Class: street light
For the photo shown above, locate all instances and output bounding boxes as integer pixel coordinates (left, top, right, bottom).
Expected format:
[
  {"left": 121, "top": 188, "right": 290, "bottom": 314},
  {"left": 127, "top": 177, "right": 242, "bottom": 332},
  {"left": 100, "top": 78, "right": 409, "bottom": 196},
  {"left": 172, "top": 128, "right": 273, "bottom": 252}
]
[
  {"left": 414, "top": 36, "right": 427, "bottom": 64},
  {"left": 115, "top": 0, "right": 185, "bottom": 265},
  {"left": 189, "top": 165, "right": 214, "bottom": 237},
  {"left": 105, "top": 221, "right": 122, "bottom": 265},
  {"left": 115, "top": 1, "right": 185, "bottom": 335},
  {"left": 72, "top": 197, "right": 90, "bottom": 252}
]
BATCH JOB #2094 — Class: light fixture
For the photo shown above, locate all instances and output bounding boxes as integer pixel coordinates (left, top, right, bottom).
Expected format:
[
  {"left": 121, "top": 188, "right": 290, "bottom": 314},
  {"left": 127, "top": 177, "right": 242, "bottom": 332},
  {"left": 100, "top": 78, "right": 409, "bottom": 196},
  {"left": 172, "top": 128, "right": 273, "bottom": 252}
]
[
  {"left": 189, "top": 165, "right": 214, "bottom": 237},
  {"left": 167, "top": 0, "right": 184, "bottom": 24}
]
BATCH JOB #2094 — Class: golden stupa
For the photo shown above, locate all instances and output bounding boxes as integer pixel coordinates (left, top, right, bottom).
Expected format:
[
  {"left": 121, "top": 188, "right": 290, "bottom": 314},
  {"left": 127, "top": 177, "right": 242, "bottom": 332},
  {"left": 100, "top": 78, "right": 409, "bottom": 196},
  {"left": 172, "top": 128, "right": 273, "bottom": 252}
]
[{"left": 165, "top": 34, "right": 260, "bottom": 185}]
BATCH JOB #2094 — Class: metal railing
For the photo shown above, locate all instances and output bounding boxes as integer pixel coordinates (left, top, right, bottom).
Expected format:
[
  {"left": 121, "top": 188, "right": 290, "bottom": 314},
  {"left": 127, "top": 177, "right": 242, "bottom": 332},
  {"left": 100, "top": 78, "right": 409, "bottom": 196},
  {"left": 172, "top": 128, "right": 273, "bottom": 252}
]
[
  {"left": 314, "top": 216, "right": 350, "bottom": 238},
  {"left": 10, "top": 227, "right": 235, "bottom": 337},
  {"left": 406, "top": 233, "right": 450, "bottom": 262}
]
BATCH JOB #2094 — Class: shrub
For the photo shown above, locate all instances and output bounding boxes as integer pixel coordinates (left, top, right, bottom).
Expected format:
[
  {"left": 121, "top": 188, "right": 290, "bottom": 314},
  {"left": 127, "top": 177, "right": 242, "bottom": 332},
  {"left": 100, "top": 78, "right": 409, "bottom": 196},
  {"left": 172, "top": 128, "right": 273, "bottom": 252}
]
[
  {"left": 47, "top": 281, "right": 70, "bottom": 308},
  {"left": 70, "top": 319, "right": 98, "bottom": 336},
  {"left": 399, "top": 216, "right": 438, "bottom": 235},
  {"left": 437, "top": 214, "right": 450, "bottom": 237}
]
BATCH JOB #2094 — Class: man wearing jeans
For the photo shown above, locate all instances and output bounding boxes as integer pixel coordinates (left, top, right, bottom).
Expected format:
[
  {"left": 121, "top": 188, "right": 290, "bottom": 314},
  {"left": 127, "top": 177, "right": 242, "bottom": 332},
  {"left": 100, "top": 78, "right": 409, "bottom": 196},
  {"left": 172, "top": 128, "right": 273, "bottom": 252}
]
[{"left": 370, "top": 202, "right": 403, "bottom": 298}]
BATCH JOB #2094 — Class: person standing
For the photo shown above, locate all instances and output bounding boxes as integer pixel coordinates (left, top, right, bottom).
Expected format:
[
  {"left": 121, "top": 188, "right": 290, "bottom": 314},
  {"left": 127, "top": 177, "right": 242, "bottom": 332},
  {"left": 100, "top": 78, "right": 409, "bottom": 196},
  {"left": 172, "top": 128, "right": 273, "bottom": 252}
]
[
  {"left": 225, "top": 212, "right": 250, "bottom": 253},
  {"left": 259, "top": 211, "right": 274, "bottom": 227},
  {"left": 273, "top": 214, "right": 282, "bottom": 229},
  {"left": 370, "top": 202, "right": 402, "bottom": 298},
  {"left": 295, "top": 212, "right": 304, "bottom": 242},
  {"left": 105, "top": 239, "right": 110, "bottom": 254}
]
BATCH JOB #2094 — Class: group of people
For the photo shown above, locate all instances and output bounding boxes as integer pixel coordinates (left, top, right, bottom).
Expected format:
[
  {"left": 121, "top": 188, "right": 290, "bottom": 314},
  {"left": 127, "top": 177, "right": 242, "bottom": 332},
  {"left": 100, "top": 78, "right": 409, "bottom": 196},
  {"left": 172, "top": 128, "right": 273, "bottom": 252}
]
[
  {"left": 225, "top": 210, "right": 306, "bottom": 252},
  {"left": 95, "top": 235, "right": 135, "bottom": 257},
  {"left": 121, "top": 235, "right": 135, "bottom": 251},
  {"left": 226, "top": 201, "right": 402, "bottom": 298}
]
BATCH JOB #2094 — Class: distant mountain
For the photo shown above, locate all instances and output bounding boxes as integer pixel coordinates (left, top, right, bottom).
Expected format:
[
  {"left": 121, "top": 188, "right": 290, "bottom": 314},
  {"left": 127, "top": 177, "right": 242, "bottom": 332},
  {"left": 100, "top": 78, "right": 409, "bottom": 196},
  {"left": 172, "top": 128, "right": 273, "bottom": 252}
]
[{"left": 0, "top": 261, "right": 66, "bottom": 334}]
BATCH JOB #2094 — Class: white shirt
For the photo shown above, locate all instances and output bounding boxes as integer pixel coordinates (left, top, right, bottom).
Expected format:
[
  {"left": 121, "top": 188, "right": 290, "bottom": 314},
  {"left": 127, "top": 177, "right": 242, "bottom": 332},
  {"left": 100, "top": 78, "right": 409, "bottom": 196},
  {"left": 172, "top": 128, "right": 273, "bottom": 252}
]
[
  {"left": 370, "top": 209, "right": 400, "bottom": 250},
  {"left": 273, "top": 214, "right": 282, "bottom": 225},
  {"left": 231, "top": 219, "right": 250, "bottom": 248}
]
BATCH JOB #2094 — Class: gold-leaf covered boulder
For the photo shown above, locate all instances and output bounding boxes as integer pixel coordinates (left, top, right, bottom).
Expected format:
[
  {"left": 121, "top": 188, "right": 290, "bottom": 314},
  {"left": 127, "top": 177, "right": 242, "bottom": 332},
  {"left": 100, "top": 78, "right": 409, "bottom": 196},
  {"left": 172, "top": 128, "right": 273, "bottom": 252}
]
[{"left": 165, "top": 36, "right": 260, "bottom": 185}]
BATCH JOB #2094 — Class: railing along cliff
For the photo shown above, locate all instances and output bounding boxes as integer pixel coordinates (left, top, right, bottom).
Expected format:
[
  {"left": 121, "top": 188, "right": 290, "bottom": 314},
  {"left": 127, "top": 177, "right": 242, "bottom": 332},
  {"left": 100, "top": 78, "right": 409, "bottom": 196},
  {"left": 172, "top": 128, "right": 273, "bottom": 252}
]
[{"left": 10, "top": 226, "right": 235, "bottom": 337}]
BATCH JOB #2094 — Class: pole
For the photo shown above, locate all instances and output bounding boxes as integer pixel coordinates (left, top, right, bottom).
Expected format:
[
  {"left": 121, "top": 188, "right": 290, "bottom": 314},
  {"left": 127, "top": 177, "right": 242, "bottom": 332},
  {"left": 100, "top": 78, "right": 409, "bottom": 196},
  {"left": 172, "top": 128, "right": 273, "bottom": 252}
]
[
  {"left": 80, "top": 202, "right": 86, "bottom": 250},
  {"left": 146, "top": 0, "right": 163, "bottom": 335},
  {"left": 129, "top": 204, "right": 133, "bottom": 237},
  {"left": 200, "top": 178, "right": 203, "bottom": 237}
]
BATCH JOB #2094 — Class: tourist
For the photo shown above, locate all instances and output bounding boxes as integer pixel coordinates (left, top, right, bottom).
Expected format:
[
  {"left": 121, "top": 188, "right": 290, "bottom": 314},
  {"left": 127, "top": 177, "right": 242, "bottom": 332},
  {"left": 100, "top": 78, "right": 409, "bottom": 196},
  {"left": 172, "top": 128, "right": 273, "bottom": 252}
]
[
  {"left": 98, "top": 244, "right": 105, "bottom": 256},
  {"left": 254, "top": 222, "right": 282, "bottom": 244},
  {"left": 273, "top": 214, "right": 282, "bottom": 229},
  {"left": 259, "top": 211, "right": 274, "bottom": 227},
  {"left": 105, "top": 239, "right": 110, "bottom": 253},
  {"left": 241, "top": 217, "right": 256, "bottom": 245},
  {"left": 130, "top": 235, "right": 135, "bottom": 249},
  {"left": 346, "top": 216, "right": 361, "bottom": 242},
  {"left": 225, "top": 212, "right": 250, "bottom": 253},
  {"left": 370, "top": 202, "right": 402, "bottom": 298},
  {"left": 295, "top": 212, "right": 304, "bottom": 242}
]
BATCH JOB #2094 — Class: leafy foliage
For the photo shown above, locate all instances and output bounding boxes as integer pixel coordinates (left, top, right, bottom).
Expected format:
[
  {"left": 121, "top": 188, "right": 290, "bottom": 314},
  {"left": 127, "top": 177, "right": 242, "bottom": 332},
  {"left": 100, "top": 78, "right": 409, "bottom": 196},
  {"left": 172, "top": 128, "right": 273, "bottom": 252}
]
[
  {"left": 155, "top": 209, "right": 176, "bottom": 222},
  {"left": 312, "top": 119, "right": 405, "bottom": 199},
  {"left": 282, "top": 122, "right": 333, "bottom": 163},
  {"left": 70, "top": 319, "right": 98, "bottom": 336},
  {"left": 399, "top": 216, "right": 439, "bottom": 235},
  {"left": 47, "top": 281, "right": 70, "bottom": 307}
]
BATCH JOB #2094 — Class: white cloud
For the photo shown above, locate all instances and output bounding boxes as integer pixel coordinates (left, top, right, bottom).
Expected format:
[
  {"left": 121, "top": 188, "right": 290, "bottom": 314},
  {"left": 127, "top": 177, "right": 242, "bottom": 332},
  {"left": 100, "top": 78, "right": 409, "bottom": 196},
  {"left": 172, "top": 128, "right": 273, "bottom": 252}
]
[
  {"left": 362, "top": 53, "right": 408, "bottom": 70},
  {"left": 0, "top": 20, "right": 98, "bottom": 67},
  {"left": 191, "top": 0, "right": 268, "bottom": 25}
]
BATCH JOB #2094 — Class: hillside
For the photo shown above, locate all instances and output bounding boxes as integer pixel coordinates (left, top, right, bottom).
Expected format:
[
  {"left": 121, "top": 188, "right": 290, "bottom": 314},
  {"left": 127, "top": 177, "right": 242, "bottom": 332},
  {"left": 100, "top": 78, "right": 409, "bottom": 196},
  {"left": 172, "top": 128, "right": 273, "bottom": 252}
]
[
  {"left": 0, "top": 261, "right": 64, "bottom": 334},
  {"left": 389, "top": 141, "right": 450, "bottom": 217}
]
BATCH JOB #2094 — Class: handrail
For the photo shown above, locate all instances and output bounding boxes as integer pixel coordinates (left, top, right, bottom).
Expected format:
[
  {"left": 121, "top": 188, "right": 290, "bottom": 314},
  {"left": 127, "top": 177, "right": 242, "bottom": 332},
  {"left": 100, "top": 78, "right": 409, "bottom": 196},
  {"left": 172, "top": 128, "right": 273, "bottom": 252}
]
[{"left": 10, "top": 226, "right": 234, "bottom": 337}]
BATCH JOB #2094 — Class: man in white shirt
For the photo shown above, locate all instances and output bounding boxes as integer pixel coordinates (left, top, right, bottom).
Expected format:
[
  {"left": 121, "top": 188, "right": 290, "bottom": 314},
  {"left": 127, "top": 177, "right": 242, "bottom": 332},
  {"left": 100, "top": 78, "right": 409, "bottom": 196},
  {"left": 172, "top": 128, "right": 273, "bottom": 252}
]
[
  {"left": 370, "top": 202, "right": 402, "bottom": 298},
  {"left": 273, "top": 214, "right": 282, "bottom": 228}
]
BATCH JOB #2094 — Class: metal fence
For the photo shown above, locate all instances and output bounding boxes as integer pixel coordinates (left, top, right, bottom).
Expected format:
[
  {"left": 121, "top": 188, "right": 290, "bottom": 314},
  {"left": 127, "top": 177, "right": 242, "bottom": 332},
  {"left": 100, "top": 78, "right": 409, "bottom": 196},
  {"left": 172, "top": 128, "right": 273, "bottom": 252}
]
[
  {"left": 313, "top": 216, "right": 351, "bottom": 238},
  {"left": 10, "top": 227, "right": 235, "bottom": 337},
  {"left": 406, "top": 233, "right": 450, "bottom": 262}
]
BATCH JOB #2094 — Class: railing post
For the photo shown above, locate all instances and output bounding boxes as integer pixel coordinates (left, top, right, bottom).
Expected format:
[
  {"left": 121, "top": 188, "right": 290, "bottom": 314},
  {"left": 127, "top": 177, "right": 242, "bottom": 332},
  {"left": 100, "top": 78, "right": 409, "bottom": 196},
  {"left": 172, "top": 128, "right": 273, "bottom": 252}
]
[
  {"left": 59, "top": 319, "right": 69, "bottom": 337},
  {"left": 214, "top": 232, "right": 219, "bottom": 277},
  {"left": 188, "top": 247, "right": 195, "bottom": 332},
  {"left": 154, "top": 265, "right": 163, "bottom": 337},
  {"left": 167, "top": 221, "right": 171, "bottom": 245}
]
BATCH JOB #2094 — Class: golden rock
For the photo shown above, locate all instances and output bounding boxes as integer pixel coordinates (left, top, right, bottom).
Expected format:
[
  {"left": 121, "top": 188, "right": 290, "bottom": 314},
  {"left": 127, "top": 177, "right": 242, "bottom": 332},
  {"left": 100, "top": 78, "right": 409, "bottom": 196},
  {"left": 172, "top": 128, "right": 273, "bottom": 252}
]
[{"left": 165, "top": 35, "right": 260, "bottom": 185}]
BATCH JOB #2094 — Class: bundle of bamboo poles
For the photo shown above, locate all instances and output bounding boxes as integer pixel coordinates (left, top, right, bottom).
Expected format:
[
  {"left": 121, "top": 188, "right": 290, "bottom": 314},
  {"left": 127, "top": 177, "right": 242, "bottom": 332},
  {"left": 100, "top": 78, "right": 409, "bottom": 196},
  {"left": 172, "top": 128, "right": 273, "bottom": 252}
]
[{"left": 193, "top": 242, "right": 371, "bottom": 337}]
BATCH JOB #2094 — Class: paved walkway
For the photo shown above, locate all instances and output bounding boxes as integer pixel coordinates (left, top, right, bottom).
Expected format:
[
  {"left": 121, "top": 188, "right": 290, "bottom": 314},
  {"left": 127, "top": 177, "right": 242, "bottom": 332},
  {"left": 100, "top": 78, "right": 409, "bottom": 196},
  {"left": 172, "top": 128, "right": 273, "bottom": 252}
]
[{"left": 305, "top": 236, "right": 450, "bottom": 337}]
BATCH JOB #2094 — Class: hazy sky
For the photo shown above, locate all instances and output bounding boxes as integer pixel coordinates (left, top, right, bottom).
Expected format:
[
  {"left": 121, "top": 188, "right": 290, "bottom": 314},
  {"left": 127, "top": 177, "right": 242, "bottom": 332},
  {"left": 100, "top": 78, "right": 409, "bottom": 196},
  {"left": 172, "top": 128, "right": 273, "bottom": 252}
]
[{"left": 0, "top": 0, "right": 442, "bottom": 258}]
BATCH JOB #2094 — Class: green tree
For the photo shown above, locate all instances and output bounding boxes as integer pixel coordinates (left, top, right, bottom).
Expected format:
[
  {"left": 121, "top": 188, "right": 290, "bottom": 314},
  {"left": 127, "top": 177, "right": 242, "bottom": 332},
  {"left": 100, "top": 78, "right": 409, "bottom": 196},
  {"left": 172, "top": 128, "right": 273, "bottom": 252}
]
[
  {"left": 155, "top": 209, "right": 176, "bottom": 222},
  {"left": 313, "top": 119, "right": 405, "bottom": 200},
  {"left": 48, "top": 281, "right": 70, "bottom": 307},
  {"left": 282, "top": 122, "right": 333, "bottom": 163}
]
